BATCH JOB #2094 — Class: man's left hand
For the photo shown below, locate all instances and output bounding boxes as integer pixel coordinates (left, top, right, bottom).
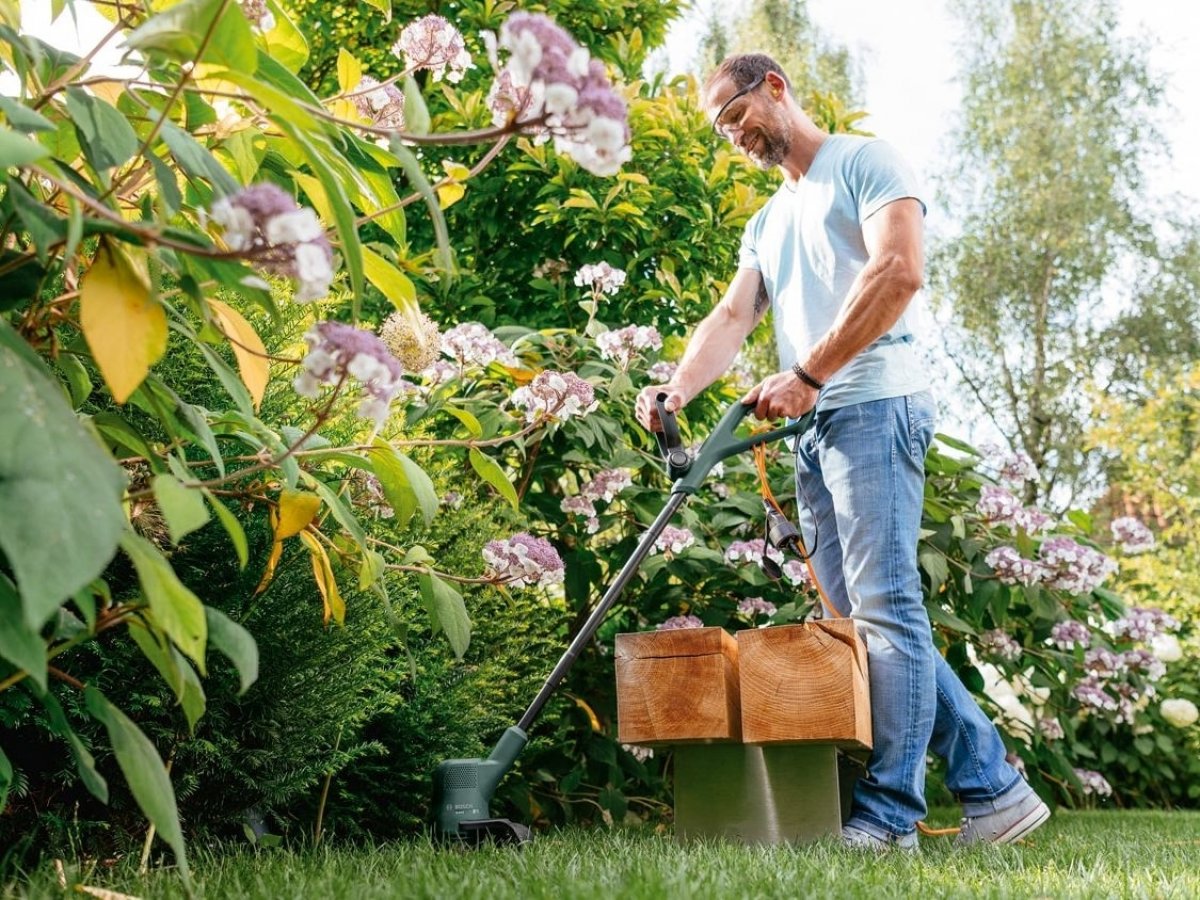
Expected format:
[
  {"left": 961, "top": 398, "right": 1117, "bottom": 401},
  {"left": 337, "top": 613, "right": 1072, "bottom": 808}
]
[{"left": 742, "top": 371, "right": 817, "bottom": 421}]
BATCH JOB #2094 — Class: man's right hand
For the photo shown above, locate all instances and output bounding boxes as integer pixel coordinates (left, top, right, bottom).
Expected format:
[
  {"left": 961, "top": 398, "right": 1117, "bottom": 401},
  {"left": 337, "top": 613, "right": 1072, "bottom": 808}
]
[{"left": 635, "top": 384, "right": 688, "bottom": 432}]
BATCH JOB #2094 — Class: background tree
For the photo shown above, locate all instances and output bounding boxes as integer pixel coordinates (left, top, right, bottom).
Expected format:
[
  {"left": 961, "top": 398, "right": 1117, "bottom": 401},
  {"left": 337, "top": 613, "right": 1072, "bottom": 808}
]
[{"left": 929, "top": 0, "right": 1165, "bottom": 507}]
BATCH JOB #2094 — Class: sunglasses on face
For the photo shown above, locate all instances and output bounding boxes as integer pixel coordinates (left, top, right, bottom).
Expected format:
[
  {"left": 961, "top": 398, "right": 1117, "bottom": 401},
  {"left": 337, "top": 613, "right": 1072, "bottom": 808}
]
[{"left": 711, "top": 74, "right": 767, "bottom": 141}]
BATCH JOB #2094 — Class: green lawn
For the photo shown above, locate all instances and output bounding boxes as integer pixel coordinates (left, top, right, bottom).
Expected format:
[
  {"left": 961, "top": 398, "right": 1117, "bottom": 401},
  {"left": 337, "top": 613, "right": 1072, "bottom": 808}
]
[{"left": 9, "top": 810, "right": 1200, "bottom": 899}]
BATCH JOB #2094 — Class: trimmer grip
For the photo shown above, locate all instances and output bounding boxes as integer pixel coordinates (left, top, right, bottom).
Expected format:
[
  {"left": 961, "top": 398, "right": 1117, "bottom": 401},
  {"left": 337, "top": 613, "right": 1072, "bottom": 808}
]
[{"left": 655, "top": 393, "right": 683, "bottom": 451}]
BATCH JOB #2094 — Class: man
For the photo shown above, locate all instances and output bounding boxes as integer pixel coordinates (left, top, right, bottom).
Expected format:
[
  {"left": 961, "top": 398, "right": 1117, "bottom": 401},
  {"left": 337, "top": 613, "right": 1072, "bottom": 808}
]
[{"left": 634, "top": 53, "right": 1050, "bottom": 849}]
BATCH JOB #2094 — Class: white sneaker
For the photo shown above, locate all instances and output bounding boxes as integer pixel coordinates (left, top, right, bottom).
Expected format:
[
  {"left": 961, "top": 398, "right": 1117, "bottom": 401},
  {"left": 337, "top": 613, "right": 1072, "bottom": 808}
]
[
  {"left": 955, "top": 791, "right": 1050, "bottom": 846},
  {"left": 841, "top": 824, "right": 919, "bottom": 852}
]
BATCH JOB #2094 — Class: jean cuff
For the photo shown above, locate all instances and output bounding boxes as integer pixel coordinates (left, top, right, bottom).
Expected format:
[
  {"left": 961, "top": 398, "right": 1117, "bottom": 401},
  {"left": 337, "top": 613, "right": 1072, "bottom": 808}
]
[
  {"left": 845, "top": 812, "right": 918, "bottom": 843},
  {"left": 960, "top": 776, "right": 1031, "bottom": 818}
]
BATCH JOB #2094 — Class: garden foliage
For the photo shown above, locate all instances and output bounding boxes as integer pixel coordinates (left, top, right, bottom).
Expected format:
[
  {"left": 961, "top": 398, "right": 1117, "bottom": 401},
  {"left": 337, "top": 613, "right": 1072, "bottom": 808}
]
[{"left": 0, "top": 0, "right": 1194, "bottom": 881}]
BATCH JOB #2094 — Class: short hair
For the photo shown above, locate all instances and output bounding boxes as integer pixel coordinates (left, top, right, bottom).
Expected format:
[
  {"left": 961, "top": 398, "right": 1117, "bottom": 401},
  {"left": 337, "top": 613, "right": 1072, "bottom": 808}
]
[{"left": 703, "top": 54, "right": 792, "bottom": 102}]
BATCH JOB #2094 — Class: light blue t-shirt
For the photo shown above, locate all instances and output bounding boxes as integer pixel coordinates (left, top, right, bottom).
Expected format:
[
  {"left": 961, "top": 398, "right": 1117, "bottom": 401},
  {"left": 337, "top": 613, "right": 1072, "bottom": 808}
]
[{"left": 738, "top": 134, "right": 930, "bottom": 410}]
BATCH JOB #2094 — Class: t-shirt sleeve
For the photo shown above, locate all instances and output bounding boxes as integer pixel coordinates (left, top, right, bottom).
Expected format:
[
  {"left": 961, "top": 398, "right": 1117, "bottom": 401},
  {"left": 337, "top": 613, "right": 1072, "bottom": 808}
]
[
  {"left": 737, "top": 209, "right": 763, "bottom": 271},
  {"left": 848, "top": 140, "right": 927, "bottom": 224}
]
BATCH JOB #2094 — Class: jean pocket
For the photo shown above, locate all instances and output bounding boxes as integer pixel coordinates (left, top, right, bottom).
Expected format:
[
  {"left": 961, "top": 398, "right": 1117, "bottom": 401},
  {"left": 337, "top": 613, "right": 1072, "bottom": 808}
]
[{"left": 905, "top": 392, "right": 936, "bottom": 461}]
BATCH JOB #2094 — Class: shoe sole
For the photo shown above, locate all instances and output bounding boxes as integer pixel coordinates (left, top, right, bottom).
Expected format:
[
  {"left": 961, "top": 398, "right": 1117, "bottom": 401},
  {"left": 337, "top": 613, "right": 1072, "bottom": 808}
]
[{"left": 990, "top": 801, "right": 1051, "bottom": 844}]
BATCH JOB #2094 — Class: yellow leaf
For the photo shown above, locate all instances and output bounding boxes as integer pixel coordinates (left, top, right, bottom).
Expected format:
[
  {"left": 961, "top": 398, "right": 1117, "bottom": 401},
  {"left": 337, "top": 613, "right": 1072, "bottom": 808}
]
[
  {"left": 361, "top": 245, "right": 417, "bottom": 311},
  {"left": 80, "top": 240, "right": 166, "bottom": 403},
  {"left": 276, "top": 489, "right": 322, "bottom": 539},
  {"left": 336, "top": 48, "right": 362, "bottom": 94},
  {"left": 255, "top": 508, "right": 284, "bottom": 596},
  {"left": 298, "top": 530, "right": 345, "bottom": 625},
  {"left": 291, "top": 172, "right": 333, "bottom": 225},
  {"left": 441, "top": 160, "right": 470, "bottom": 181},
  {"left": 208, "top": 299, "right": 269, "bottom": 409},
  {"left": 572, "top": 695, "right": 602, "bottom": 732},
  {"left": 436, "top": 181, "right": 465, "bottom": 209}
]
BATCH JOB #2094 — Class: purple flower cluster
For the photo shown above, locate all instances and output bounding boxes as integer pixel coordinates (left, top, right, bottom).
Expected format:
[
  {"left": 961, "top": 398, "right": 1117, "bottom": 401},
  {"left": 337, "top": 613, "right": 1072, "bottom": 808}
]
[
  {"left": 294, "top": 322, "right": 408, "bottom": 426},
  {"left": 652, "top": 525, "right": 695, "bottom": 555},
  {"left": 1111, "top": 606, "right": 1180, "bottom": 642},
  {"left": 1074, "top": 768, "right": 1113, "bottom": 798},
  {"left": 482, "top": 533, "right": 565, "bottom": 588},
  {"left": 392, "top": 14, "right": 472, "bottom": 83},
  {"left": 737, "top": 597, "right": 777, "bottom": 619},
  {"left": 240, "top": 0, "right": 274, "bottom": 32},
  {"left": 1121, "top": 648, "right": 1166, "bottom": 682},
  {"left": 984, "top": 546, "right": 1044, "bottom": 586},
  {"left": 1038, "top": 537, "right": 1118, "bottom": 595},
  {"left": 996, "top": 449, "right": 1039, "bottom": 486},
  {"left": 1111, "top": 516, "right": 1155, "bottom": 554},
  {"left": 1072, "top": 675, "right": 1118, "bottom": 713},
  {"left": 724, "top": 539, "right": 784, "bottom": 567},
  {"left": 351, "top": 76, "right": 406, "bottom": 131},
  {"left": 489, "top": 13, "right": 631, "bottom": 176},
  {"left": 657, "top": 614, "right": 703, "bottom": 631},
  {"left": 977, "top": 485, "right": 1021, "bottom": 524},
  {"left": 979, "top": 628, "right": 1023, "bottom": 662},
  {"left": 596, "top": 325, "right": 662, "bottom": 369},
  {"left": 560, "top": 468, "right": 632, "bottom": 533},
  {"left": 1037, "top": 717, "right": 1065, "bottom": 740},
  {"left": 439, "top": 322, "right": 519, "bottom": 369},
  {"left": 209, "top": 183, "right": 334, "bottom": 302},
  {"left": 574, "top": 261, "right": 626, "bottom": 295},
  {"left": 1084, "top": 647, "right": 1124, "bottom": 678},
  {"left": 783, "top": 559, "right": 812, "bottom": 588},
  {"left": 1050, "top": 619, "right": 1093, "bottom": 651},
  {"left": 511, "top": 371, "right": 598, "bottom": 424},
  {"left": 648, "top": 361, "right": 677, "bottom": 384}
]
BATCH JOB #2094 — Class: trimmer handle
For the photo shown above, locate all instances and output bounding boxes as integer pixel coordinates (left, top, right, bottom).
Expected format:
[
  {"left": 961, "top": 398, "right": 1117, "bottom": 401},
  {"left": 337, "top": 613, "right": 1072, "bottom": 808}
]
[{"left": 654, "top": 393, "right": 692, "bottom": 478}]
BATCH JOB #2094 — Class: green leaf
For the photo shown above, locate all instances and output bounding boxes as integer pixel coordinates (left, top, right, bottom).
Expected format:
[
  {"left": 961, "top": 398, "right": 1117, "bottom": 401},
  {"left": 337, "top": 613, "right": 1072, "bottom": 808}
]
[
  {"left": 0, "top": 249, "right": 46, "bottom": 312},
  {"left": 0, "top": 124, "right": 49, "bottom": 167},
  {"left": 1065, "top": 509, "right": 1093, "bottom": 533},
  {"left": 34, "top": 686, "right": 108, "bottom": 802},
  {"left": 469, "top": 448, "right": 518, "bottom": 511},
  {"left": 0, "top": 574, "right": 46, "bottom": 690},
  {"left": 64, "top": 87, "right": 138, "bottom": 171},
  {"left": 359, "top": 549, "right": 385, "bottom": 591},
  {"left": 204, "top": 492, "right": 249, "bottom": 569},
  {"left": 160, "top": 121, "right": 240, "bottom": 197},
  {"left": 402, "top": 75, "right": 431, "bottom": 136},
  {"left": 369, "top": 442, "right": 438, "bottom": 529},
  {"left": 0, "top": 745, "right": 11, "bottom": 813},
  {"left": 205, "top": 606, "right": 258, "bottom": 695},
  {"left": 0, "top": 321, "right": 126, "bottom": 630},
  {"left": 7, "top": 178, "right": 64, "bottom": 262},
  {"left": 934, "top": 432, "right": 980, "bottom": 456},
  {"left": 55, "top": 353, "right": 93, "bottom": 409},
  {"left": 123, "top": 0, "right": 257, "bottom": 73},
  {"left": 924, "top": 601, "right": 977, "bottom": 635},
  {"left": 389, "top": 141, "right": 454, "bottom": 278},
  {"left": 361, "top": 0, "right": 391, "bottom": 22},
  {"left": 149, "top": 152, "right": 182, "bottom": 216},
  {"left": 305, "top": 474, "right": 368, "bottom": 547},
  {"left": 128, "top": 619, "right": 206, "bottom": 731},
  {"left": 152, "top": 474, "right": 211, "bottom": 545},
  {"left": 361, "top": 245, "right": 417, "bottom": 311},
  {"left": 919, "top": 549, "right": 950, "bottom": 591},
  {"left": 0, "top": 96, "right": 55, "bottom": 133},
  {"left": 442, "top": 404, "right": 482, "bottom": 437},
  {"left": 261, "top": 0, "right": 308, "bottom": 72},
  {"left": 84, "top": 687, "right": 190, "bottom": 886},
  {"left": 119, "top": 532, "right": 207, "bottom": 671},
  {"left": 419, "top": 573, "right": 471, "bottom": 658}
]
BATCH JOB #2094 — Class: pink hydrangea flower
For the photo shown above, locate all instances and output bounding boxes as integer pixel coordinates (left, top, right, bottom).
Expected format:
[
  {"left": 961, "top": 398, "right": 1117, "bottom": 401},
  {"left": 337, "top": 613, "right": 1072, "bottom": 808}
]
[
  {"left": 648, "top": 361, "right": 677, "bottom": 384},
  {"left": 596, "top": 325, "right": 662, "bottom": 369},
  {"left": 574, "top": 261, "right": 626, "bottom": 295},
  {"left": 488, "top": 13, "right": 631, "bottom": 176},
  {"left": 482, "top": 533, "right": 565, "bottom": 588},
  {"left": 657, "top": 614, "right": 703, "bottom": 630},
  {"left": 1037, "top": 717, "right": 1065, "bottom": 740},
  {"left": 1050, "top": 620, "right": 1092, "bottom": 651},
  {"left": 1013, "top": 506, "right": 1054, "bottom": 534},
  {"left": 724, "top": 539, "right": 784, "bottom": 567},
  {"left": 511, "top": 371, "right": 598, "bottom": 423},
  {"left": 1072, "top": 675, "right": 1118, "bottom": 712},
  {"left": 1038, "top": 537, "right": 1117, "bottom": 595},
  {"left": 293, "top": 322, "right": 408, "bottom": 426},
  {"left": 979, "top": 628, "right": 1023, "bottom": 662},
  {"left": 440, "top": 322, "right": 519, "bottom": 369},
  {"left": 208, "top": 183, "right": 334, "bottom": 302},
  {"left": 985, "top": 546, "right": 1045, "bottom": 586},
  {"left": 1112, "top": 606, "right": 1180, "bottom": 642},
  {"left": 392, "top": 14, "right": 472, "bottom": 83},
  {"left": 1111, "top": 516, "right": 1155, "bottom": 554},
  {"left": 1074, "top": 768, "right": 1113, "bottom": 797},
  {"left": 240, "top": 0, "right": 274, "bottom": 32},
  {"left": 782, "top": 559, "right": 812, "bottom": 588},
  {"left": 652, "top": 525, "right": 695, "bottom": 555},
  {"left": 737, "top": 597, "right": 777, "bottom": 619},
  {"left": 977, "top": 485, "right": 1021, "bottom": 525},
  {"left": 1121, "top": 648, "right": 1166, "bottom": 681},
  {"left": 351, "top": 75, "right": 406, "bottom": 130}
]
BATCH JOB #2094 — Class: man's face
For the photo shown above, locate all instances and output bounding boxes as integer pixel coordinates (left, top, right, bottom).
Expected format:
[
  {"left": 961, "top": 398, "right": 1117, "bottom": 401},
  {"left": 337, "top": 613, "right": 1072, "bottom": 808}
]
[{"left": 707, "top": 74, "right": 791, "bottom": 170}]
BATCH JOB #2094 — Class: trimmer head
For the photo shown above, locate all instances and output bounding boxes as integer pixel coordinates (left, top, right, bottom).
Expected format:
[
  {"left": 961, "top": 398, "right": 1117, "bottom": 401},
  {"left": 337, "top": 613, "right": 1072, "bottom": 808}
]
[{"left": 431, "top": 728, "right": 530, "bottom": 845}]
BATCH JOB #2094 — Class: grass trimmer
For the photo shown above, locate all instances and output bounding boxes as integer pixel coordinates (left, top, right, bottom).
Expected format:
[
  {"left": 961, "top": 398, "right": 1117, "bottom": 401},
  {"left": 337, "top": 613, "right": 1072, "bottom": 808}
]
[{"left": 431, "top": 394, "right": 815, "bottom": 845}]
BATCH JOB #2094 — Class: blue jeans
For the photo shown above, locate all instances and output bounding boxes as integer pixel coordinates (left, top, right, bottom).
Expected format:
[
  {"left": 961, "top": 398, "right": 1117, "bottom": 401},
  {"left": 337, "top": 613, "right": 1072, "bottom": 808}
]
[{"left": 794, "top": 392, "right": 1030, "bottom": 840}]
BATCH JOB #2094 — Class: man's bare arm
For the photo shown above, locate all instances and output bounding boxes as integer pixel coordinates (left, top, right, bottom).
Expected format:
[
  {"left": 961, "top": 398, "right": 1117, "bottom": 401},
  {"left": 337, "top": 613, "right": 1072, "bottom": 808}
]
[
  {"left": 635, "top": 268, "right": 768, "bottom": 430},
  {"left": 802, "top": 198, "right": 925, "bottom": 383}
]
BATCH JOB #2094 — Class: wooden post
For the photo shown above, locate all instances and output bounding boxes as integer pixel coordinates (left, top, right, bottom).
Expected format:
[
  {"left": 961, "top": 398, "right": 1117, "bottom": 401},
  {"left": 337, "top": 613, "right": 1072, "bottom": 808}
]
[
  {"left": 615, "top": 627, "right": 740, "bottom": 745},
  {"left": 737, "top": 620, "right": 872, "bottom": 749}
]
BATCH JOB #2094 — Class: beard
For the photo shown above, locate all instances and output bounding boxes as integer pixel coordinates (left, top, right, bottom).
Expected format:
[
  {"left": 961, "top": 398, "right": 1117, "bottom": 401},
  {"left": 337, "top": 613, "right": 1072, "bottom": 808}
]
[{"left": 746, "top": 126, "right": 790, "bottom": 169}]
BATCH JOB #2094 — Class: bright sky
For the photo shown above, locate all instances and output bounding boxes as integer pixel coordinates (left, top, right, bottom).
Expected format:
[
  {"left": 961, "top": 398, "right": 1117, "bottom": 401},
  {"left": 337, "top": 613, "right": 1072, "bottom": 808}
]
[{"left": 663, "top": 0, "right": 1200, "bottom": 226}]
